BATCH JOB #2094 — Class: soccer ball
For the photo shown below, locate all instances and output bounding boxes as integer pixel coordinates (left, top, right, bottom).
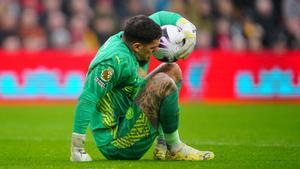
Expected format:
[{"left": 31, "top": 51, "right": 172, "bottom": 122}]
[{"left": 154, "top": 25, "right": 185, "bottom": 63}]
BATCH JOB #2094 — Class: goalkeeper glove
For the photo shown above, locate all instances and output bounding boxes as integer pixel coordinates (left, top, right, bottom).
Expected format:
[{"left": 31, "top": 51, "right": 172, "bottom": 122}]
[
  {"left": 70, "top": 132, "right": 92, "bottom": 162},
  {"left": 175, "top": 18, "right": 197, "bottom": 59}
]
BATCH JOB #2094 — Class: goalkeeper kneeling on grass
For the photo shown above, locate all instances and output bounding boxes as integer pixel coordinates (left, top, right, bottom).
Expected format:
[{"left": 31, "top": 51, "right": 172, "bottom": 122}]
[{"left": 70, "top": 11, "right": 214, "bottom": 161}]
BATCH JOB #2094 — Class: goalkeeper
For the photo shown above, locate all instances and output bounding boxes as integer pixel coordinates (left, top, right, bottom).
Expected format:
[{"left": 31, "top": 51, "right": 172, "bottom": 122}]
[{"left": 70, "top": 11, "right": 214, "bottom": 161}]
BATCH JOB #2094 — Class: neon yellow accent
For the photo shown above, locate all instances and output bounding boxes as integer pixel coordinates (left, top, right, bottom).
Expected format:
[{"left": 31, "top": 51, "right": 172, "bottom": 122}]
[
  {"left": 123, "top": 86, "right": 139, "bottom": 98},
  {"left": 125, "top": 107, "right": 134, "bottom": 120},
  {"left": 166, "top": 145, "right": 215, "bottom": 161},
  {"left": 97, "top": 92, "right": 116, "bottom": 127},
  {"left": 153, "top": 149, "right": 166, "bottom": 160},
  {"left": 153, "top": 144, "right": 167, "bottom": 160},
  {"left": 178, "top": 18, "right": 189, "bottom": 24},
  {"left": 113, "top": 125, "right": 118, "bottom": 139},
  {"left": 115, "top": 56, "right": 121, "bottom": 64},
  {"left": 111, "top": 113, "right": 150, "bottom": 148},
  {"left": 184, "top": 30, "right": 196, "bottom": 38}
]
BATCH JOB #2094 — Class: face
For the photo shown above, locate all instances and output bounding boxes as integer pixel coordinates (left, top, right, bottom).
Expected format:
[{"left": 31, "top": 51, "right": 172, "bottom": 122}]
[{"left": 132, "top": 39, "right": 160, "bottom": 62}]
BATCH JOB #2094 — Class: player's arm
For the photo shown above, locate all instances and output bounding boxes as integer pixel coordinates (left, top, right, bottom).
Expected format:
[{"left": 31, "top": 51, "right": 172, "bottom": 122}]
[
  {"left": 149, "top": 11, "right": 197, "bottom": 60},
  {"left": 149, "top": 11, "right": 181, "bottom": 26},
  {"left": 71, "top": 58, "right": 121, "bottom": 162}
]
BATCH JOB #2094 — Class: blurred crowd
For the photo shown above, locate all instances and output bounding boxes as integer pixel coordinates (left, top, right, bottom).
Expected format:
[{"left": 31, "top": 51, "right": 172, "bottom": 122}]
[{"left": 0, "top": 0, "right": 299, "bottom": 52}]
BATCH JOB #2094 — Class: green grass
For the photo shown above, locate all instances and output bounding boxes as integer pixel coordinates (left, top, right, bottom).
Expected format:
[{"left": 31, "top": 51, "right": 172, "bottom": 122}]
[{"left": 0, "top": 103, "right": 299, "bottom": 169}]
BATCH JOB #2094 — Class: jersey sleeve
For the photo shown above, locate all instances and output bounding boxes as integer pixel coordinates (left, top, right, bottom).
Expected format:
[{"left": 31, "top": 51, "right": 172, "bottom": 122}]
[
  {"left": 149, "top": 11, "right": 182, "bottom": 26},
  {"left": 72, "top": 57, "right": 122, "bottom": 134}
]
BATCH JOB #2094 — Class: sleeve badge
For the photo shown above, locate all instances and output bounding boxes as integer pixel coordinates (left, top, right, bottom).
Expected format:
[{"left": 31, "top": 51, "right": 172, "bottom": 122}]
[{"left": 101, "top": 67, "right": 114, "bottom": 82}]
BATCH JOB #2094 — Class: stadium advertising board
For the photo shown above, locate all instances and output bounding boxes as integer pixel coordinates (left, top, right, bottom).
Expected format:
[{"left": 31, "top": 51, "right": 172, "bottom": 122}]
[{"left": 0, "top": 50, "right": 299, "bottom": 101}]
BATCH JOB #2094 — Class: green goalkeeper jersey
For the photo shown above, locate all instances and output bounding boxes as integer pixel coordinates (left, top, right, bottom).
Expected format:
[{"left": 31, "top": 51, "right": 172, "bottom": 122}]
[{"left": 73, "top": 11, "right": 181, "bottom": 147}]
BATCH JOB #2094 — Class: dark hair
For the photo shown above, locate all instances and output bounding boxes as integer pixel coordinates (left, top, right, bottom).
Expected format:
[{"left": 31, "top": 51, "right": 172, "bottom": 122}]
[{"left": 124, "top": 15, "right": 162, "bottom": 44}]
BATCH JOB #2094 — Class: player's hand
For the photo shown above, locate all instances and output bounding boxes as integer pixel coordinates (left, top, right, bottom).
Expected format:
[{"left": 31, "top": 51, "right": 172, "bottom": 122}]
[
  {"left": 70, "top": 133, "right": 92, "bottom": 162},
  {"left": 175, "top": 18, "right": 197, "bottom": 59}
]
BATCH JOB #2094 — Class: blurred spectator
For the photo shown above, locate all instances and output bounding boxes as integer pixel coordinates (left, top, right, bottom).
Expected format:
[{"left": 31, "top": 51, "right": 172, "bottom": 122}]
[
  {"left": 154, "top": 0, "right": 170, "bottom": 11},
  {"left": 196, "top": 30, "right": 213, "bottom": 49},
  {"left": 242, "top": 13, "right": 264, "bottom": 51},
  {"left": 42, "top": 0, "right": 62, "bottom": 12},
  {"left": 92, "top": 14, "right": 117, "bottom": 45},
  {"left": 231, "top": 33, "right": 247, "bottom": 51},
  {"left": 19, "top": 7, "right": 47, "bottom": 51},
  {"left": 187, "top": 0, "right": 214, "bottom": 34},
  {"left": 115, "top": 0, "right": 147, "bottom": 29},
  {"left": 1, "top": 35, "right": 21, "bottom": 51},
  {"left": 271, "top": 30, "right": 288, "bottom": 53},
  {"left": 22, "top": 31, "right": 47, "bottom": 51},
  {"left": 68, "top": 14, "right": 98, "bottom": 52},
  {"left": 67, "top": 0, "right": 92, "bottom": 17},
  {"left": 40, "top": 0, "right": 63, "bottom": 26},
  {"left": 232, "top": 0, "right": 254, "bottom": 12},
  {"left": 94, "top": 0, "right": 115, "bottom": 16},
  {"left": 0, "top": 5, "right": 19, "bottom": 45},
  {"left": 139, "top": 0, "right": 156, "bottom": 14},
  {"left": 143, "top": 0, "right": 170, "bottom": 12},
  {"left": 283, "top": 0, "right": 300, "bottom": 49},
  {"left": 19, "top": 0, "right": 42, "bottom": 12},
  {"left": 215, "top": 0, "right": 235, "bottom": 19},
  {"left": 169, "top": 0, "right": 187, "bottom": 17},
  {"left": 214, "top": 17, "right": 232, "bottom": 50},
  {"left": 188, "top": 0, "right": 214, "bottom": 49},
  {"left": 0, "top": 0, "right": 20, "bottom": 16},
  {"left": 126, "top": 0, "right": 146, "bottom": 16},
  {"left": 92, "top": 0, "right": 118, "bottom": 45},
  {"left": 46, "top": 10, "right": 70, "bottom": 49},
  {"left": 253, "top": 0, "right": 279, "bottom": 48},
  {"left": 0, "top": 0, "right": 298, "bottom": 51}
]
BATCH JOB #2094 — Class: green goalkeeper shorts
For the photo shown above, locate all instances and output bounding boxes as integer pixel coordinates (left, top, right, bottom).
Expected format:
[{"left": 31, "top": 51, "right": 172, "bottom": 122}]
[{"left": 95, "top": 103, "right": 157, "bottom": 160}]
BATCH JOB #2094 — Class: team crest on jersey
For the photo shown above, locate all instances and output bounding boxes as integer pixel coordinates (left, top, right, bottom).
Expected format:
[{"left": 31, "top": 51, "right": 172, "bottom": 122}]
[{"left": 101, "top": 67, "right": 114, "bottom": 82}]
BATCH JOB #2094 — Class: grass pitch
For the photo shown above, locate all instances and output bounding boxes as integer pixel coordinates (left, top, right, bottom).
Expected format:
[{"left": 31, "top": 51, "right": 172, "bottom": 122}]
[{"left": 0, "top": 103, "right": 299, "bottom": 169}]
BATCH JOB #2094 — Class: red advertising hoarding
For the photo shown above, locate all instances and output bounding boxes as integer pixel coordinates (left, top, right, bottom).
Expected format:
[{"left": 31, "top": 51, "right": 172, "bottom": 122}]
[{"left": 0, "top": 50, "right": 300, "bottom": 102}]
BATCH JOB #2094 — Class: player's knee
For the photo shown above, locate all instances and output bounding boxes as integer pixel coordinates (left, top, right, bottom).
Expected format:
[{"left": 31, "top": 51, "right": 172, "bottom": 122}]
[
  {"left": 160, "top": 63, "right": 182, "bottom": 83},
  {"left": 153, "top": 72, "right": 174, "bottom": 83},
  {"left": 171, "top": 63, "right": 182, "bottom": 82},
  {"left": 152, "top": 72, "right": 177, "bottom": 94}
]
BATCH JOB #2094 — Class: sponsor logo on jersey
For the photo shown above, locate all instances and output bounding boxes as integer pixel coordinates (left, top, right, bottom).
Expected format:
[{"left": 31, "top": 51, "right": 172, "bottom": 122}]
[
  {"left": 95, "top": 77, "right": 106, "bottom": 88},
  {"left": 101, "top": 67, "right": 114, "bottom": 82}
]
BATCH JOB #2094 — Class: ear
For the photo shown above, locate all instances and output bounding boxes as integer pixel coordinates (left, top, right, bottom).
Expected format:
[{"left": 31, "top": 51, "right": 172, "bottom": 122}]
[{"left": 131, "top": 42, "right": 142, "bottom": 53}]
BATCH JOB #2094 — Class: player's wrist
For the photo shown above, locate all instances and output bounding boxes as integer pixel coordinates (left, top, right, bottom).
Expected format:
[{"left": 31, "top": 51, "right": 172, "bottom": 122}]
[
  {"left": 72, "top": 132, "right": 86, "bottom": 148},
  {"left": 71, "top": 132, "right": 92, "bottom": 162}
]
